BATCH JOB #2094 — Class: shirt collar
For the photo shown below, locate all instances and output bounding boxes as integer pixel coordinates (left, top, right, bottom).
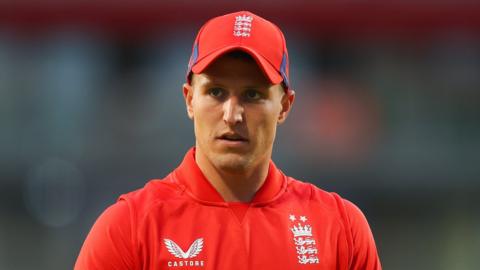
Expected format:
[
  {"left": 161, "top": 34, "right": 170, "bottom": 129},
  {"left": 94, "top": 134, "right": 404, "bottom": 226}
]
[{"left": 173, "top": 147, "right": 287, "bottom": 206}]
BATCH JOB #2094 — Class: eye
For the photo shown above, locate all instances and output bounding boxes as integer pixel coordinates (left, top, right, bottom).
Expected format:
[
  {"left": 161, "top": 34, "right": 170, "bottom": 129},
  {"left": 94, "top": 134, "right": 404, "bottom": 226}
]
[
  {"left": 245, "top": 89, "right": 262, "bottom": 100},
  {"left": 208, "top": 87, "right": 224, "bottom": 98}
]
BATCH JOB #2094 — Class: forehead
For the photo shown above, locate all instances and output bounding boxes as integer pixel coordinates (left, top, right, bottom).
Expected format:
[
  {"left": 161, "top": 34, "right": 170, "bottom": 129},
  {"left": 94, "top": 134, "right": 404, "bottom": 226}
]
[{"left": 192, "top": 53, "right": 272, "bottom": 88}]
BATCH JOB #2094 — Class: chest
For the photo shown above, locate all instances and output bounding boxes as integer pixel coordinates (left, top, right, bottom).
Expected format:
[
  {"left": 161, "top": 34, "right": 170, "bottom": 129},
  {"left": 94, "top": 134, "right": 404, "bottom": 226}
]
[{"left": 137, "top": 202, "right": 350, "bottom": 270}]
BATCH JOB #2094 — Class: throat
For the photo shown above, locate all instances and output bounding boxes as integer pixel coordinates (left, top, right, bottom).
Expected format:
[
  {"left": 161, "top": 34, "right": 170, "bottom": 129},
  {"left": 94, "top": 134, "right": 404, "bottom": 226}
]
[
  {"left": 194, "top": 147, "right": 269, "bottom": 202},
  {"left": 212, "top": 171, "right": 265, "bottom": 202}
]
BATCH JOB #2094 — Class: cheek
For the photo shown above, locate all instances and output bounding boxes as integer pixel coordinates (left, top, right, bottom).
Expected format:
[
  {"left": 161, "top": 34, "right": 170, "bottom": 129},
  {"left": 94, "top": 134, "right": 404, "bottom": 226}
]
[
  {"left": 193, "top": 102, "right": 221, "bottom": 139},
  {"left": 263, "top": 117, "right": 279, "bottom": 144},
  {"left": 247, "top": 107, "right": 280, "bottom": 144}
]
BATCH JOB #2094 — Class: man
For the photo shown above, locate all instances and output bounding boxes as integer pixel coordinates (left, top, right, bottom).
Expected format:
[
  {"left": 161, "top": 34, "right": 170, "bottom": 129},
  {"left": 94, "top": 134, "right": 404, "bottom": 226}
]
[{"left": 75, "top": 11, "right": 381, "bottom": 270}]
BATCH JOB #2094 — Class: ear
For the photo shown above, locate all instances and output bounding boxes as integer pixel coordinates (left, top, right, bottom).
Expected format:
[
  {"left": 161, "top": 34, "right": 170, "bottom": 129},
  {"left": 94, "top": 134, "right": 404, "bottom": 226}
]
[
  {"left": 277, "top": 89, "right": 295, "bottom": 125},
  {"left": 183, "top": 83, "right": 194, "bottom": 120}
]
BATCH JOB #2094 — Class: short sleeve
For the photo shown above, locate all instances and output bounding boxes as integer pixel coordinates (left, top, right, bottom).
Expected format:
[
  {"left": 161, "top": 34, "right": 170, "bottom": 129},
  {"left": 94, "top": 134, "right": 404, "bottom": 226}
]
[
  {"left": 343, "top": 199, "right": 382, "bottom": 270},
  {"left": 74, "top": 200, "right": 136, "bottom": 270}
]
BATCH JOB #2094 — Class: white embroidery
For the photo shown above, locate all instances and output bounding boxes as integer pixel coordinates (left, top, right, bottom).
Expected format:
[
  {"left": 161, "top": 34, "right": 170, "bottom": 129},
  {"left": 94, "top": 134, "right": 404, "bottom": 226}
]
[
  {"left": 233, "top": 15, "right": 253, "bottom": 37},
  {"left": 164, "top": 238, "right": 204, "bottom": 259},
  {"left": 291, "top": 224, "right": 312, "bottom": 237},
  {"left": 289, "top": 214, "right": 319, "bottom": 264}
]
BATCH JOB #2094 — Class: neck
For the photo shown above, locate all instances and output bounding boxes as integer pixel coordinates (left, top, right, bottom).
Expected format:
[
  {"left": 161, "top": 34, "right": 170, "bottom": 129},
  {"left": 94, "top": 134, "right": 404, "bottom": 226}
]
[{"left": 194, "top": 147, "right": 270, "bottom": 202}]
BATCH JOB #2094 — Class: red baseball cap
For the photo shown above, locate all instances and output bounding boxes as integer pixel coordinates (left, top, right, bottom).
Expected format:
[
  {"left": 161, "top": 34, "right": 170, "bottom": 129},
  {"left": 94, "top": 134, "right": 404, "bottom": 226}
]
[{"left": 186, "top": 11, "right": 291, "bottom": 89}]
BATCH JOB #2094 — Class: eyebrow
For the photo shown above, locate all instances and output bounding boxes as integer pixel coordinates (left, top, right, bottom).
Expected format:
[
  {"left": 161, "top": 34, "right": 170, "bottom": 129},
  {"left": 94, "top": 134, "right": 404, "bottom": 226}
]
[
  {"left": 204, "top": 79, "right": 270, "bottom": 89},
  {"left": 194, "top": 73, "right": 273, "bottom": 91}
]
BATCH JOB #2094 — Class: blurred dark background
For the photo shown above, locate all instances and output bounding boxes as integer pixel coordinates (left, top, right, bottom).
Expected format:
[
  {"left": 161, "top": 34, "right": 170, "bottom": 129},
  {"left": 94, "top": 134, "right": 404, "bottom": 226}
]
[{"left": 1, "top": 1, "right": 480, "bottom": 269}]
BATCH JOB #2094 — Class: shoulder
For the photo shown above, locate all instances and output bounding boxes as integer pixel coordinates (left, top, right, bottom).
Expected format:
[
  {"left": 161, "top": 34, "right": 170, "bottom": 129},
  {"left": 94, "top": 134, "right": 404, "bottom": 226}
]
[
  {"left": 117, "top": 173, "right": 184, "bottom": 219},
  {"left": 286, "top": 176, "right": 371, "bottom": 222},
  {"left": 341, "top": 198, "right": 377, "bottom": 246},
  {"left": 76, "top": 180, "right": 180, "bottom": 269},
  {"left": 75, "top": 175, "right": 182, "bottom": 269},
  {"left": 286, "top": 177, "right": 381, "bottom": 268},
  {"left": 120, "top": 175, "right": 181, "bottom": 203},
  {"left": 342, "top": 198, "right": 370, "bottom": 226},
  {"left": 285, "top": 176, "right": 373, "bottom": 235},
  {"left": 286, "top": 176, "right": 347, "bottom": 210}
]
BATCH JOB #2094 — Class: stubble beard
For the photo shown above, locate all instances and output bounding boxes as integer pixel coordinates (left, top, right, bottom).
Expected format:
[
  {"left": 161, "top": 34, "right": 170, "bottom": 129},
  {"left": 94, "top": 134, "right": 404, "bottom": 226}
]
[{"left": 211, "top": 151, "right": 253, "bottom": 173}]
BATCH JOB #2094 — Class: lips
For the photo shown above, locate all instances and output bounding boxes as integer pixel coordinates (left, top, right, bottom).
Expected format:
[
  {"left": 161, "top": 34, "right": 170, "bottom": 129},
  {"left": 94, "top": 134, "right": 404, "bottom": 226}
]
[{"left": 217, "top": 132, "right": 249, "bottom": 142}]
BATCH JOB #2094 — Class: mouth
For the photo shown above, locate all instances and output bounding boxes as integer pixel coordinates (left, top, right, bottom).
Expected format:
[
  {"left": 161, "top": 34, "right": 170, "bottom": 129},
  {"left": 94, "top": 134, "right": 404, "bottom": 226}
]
[{"left": 216, "top": 132, "right": 249, "bottom": 143}]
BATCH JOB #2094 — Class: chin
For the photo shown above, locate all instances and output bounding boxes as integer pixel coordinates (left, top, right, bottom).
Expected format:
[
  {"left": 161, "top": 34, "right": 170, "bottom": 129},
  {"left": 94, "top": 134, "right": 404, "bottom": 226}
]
[{"left": 212, "top": 152, "right": 253, "bottom": 172}]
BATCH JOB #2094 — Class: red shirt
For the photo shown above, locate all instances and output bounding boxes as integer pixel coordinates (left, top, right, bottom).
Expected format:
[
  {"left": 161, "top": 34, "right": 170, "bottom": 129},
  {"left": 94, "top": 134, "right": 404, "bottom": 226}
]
[{"left": 75, "top": 148, "right": 381, "bottom": 270}]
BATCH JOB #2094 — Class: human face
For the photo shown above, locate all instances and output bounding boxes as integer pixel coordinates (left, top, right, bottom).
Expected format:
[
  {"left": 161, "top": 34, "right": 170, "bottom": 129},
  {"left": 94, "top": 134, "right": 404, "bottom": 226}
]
[{"left": 183, "top": 54, "right": 294, "bottom": 172}]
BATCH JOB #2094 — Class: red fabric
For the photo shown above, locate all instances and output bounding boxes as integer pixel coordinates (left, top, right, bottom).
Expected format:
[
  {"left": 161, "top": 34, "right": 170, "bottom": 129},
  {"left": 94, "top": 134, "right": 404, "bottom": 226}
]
[
  {"left": 75, "top": 148, "right": 381, "bottom": 270},
  {"left": 227, "top": 202, "right": 250, "bottom": 223},
  {"left": 172, "top": 148, "right": 285, "bottom": 206},
  {"left": 188, "top": 11, "right": 289, "bottom": 86}
]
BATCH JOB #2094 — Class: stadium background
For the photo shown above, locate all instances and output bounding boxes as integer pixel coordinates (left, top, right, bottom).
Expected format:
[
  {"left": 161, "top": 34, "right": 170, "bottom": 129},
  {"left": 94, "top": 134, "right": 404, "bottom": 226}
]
[{"left": 1, "top": 1, "right": 479, "bottom": 269}]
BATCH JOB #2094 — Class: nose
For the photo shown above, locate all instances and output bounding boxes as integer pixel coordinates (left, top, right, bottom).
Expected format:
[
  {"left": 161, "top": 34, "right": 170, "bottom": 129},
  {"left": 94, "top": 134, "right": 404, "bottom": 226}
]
[{"left": 223, "top": 96, "right": 244, "bottom": 125}]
